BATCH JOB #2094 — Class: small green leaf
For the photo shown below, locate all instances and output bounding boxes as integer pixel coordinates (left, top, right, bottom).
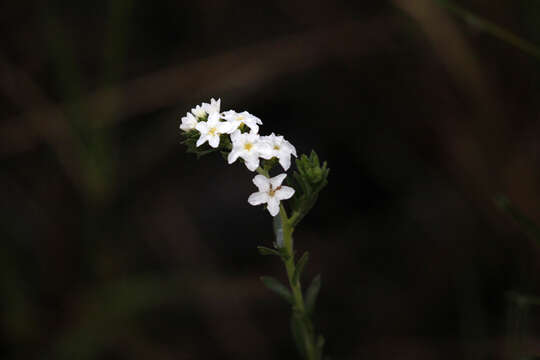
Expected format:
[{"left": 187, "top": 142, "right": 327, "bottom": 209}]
[
  {"left": 260, "top": 276, "right": 293, "bottom": 303},
  {"left": 305, "top": 274, "right": 321, "bottom": 314},
  {"left": 257, "top": 246, "right": 281, "bottom": 257},
  {"left": 293, "top": 251, "right": 309, "bottom": 284}
]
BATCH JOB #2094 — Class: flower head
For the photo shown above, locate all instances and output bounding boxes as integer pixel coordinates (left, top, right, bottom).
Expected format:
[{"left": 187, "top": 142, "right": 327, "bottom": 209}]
[
  {"left": 180, "top": 112, "right": 197, "bottom": 132},
  {"left": 203, "top": 98, "right": 221, "bottom": 115},
  {"left": 222, "top": 110, "right": 262, "bottom": 134},
  {"left": 228, "top": 130, "right": 270, "bottom": 171},
  {"left": 191, "top": 104, "right": 206, "bottom": 119},
  {"left": 195, "top": 112, "right": 234, "bottom": 148},
  {"left": 191, "top": 98, "right": 221, "bottom": 120},
  {"left": 260, "top": 133, "right": 297, "bottom": 171},
  {"left": 248, "top": 174, "right": 295, "bottom": 216}
]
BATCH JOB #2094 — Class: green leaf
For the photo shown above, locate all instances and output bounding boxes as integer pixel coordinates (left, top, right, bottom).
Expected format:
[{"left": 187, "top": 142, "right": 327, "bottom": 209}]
[
  {"left": 257, "top": 246, "right": 281, "bottom": 257},
  {"left": 293, "top": 251, "right": 309, "bottom": 285},
  {"left": 305, "top": 274, "right": 321, "bottom": 314},
  {"left": 260, "top": 276, "right": 293, "bottom": 303}
]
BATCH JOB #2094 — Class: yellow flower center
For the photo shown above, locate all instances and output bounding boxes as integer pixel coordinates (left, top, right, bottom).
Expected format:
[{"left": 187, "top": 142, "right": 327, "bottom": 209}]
[
  {"left": 273, "top": 145, "right": 280, "bottom": 150},
  {"left": 209, "top": 127, "right": 217, "bottom": 136},
  {"left": 268, "top": 185, "right": 281, "bottom": 197},
  {"left": 244, "top": 142, "right": 253, "bottom": 151}
]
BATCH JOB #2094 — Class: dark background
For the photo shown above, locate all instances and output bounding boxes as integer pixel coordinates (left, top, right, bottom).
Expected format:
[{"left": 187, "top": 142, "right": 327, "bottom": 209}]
[{"left": 2, "top": 1, "right": 540, "bottom": 359}]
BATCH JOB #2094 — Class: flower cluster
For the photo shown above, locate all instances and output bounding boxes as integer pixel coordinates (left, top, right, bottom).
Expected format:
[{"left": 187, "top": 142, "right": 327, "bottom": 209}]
[{"left": 179, "top": 98, "right": 297, "bottom": 216}]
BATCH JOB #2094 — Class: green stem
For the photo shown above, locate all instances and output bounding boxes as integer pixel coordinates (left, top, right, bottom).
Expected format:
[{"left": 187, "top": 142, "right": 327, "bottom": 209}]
[
  {"left": 280, "top": 205, "right": 317, "bottom": 360},
  {"left": 256, "top": 166, "right": 319, "bottom": 360}
]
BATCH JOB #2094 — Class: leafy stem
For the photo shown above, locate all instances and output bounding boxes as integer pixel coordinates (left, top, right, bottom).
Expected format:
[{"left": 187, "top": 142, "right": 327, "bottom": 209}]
[
  {"left": 258, "top": 166, "right": 324, "bottom": 359},
  {"left": 280, "top": 208, "right": 320, "bottom": 360}
]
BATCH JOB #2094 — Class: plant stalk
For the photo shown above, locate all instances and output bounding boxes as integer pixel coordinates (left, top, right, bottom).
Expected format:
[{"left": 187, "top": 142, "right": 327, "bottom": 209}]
[
  {"left": 280, "top": 204, "right": 317, "bottom": 360},
  {"left": 257, "top": 166, "right": 319, "bottom": 360}
]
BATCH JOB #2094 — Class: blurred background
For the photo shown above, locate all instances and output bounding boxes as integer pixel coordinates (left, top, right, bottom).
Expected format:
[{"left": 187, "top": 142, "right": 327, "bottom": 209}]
[{"left": 2, "top": 0, "right": 540, "bottom": 359}]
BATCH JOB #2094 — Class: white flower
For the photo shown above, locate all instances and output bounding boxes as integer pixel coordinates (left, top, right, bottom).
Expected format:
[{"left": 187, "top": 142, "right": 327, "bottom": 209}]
[
  {"left": 179, "top": 112, "right": 197, "bottom": 132},
  {"left": 248, "top": 174, "right": 295, "bottom": 216},
  {"left": 191, "top": 104, "right": 206, "bottom": 119},
  {"left": 228, "top": 131, "right": 270, "bottom": 171},
  {"left": 203, "top": 98, "right": 221, "bottom": 115},
  {"left": 195, "top": 112, "right": 234, "bottom": 148},
  {"left": 221, "top": 110, "right": 262, "bottom": 134},
  {"left": 260, "top": 133, "right": 297, "bottom": 171},
  {"left": 191, "top": 98, "right": 221, "bottom": 119}
]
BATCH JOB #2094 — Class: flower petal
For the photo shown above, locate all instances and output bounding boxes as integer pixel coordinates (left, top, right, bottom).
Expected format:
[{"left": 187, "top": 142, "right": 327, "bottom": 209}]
[
  {"left": 244, "top": 156, "right": 260, "bottom": 171},
  {"left": 278, "top": 154, "right": 291, "bottom": 171},
  {"left": 275, "top": 186, "right": 295, "bottom": 200},
  {"left": 289, "top": 142, "right": 297, "bottom": 157},
  {"left": 180, "top": 113, "right": 196, "bottom": 131},
  {"left": 248, "top": 191, "right": 269, "bottom": 206},
  {"left": 270, "top": 173, "right": 287, "bottom": 188},
  {"left": 208, "top": 135, "right": 220, "bottom": 148},
  {"left": 196, "top": 135, "right": 208, "bottom": 147},
  {"left": 257, "top": 141, "right": 274, "bottom": 160},
  {"left": 219, "top": 120, "right": 236, "bottom": 134},
  {"left": 246, "top": 122, "right": 259, "bottom": 134},
  {"left": 206, "top": 112, "right": 220, "bottom": 126},
  {"left": 228, "top": 149, "right": 241, "bottom": 164},
  {"left": 267, "top": 197, "right": 280, "bottom": 216},
  {"left": 230, "top": 129, "right": 242, "bottom": 143},
  {"left": 195, "top": 121, "right": 207, "bottom": 133},
  {"left": 252, "top": 175, "right": 270, "bottom": 192}
]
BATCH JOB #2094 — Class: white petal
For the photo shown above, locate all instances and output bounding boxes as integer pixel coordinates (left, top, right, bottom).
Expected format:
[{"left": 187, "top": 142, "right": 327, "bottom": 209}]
[
  {"left": 246, "top": 133, "right": 260, "bottom": 143},
  {"left": 244, "top": 156, "right": 260, "bottom": 171},
  {"left": 290, "top": 144, "right": 297, "bottom": 157},
  {"left": 228, "top": 149, "right": 241, "bottom": 164},
  {"left": 195, "top": 121, "right": 208, "bottom": 133},
  {"left": 206, "top": 112, "right": 220, "bottom": 126},
  {"left": 257, "top": 141, "right": 274, "bottom": 159},
  {"left": 221, "top": 110, "right": 236, "bottom": 120},
  {"left": 283, "top": 140, "right": 297, "bottom": 157},
  {"left": 208, "top": 135, "right": 220, "bottom": 148},
  {"left": 252, "top": 175, "right": 270, "bottom": 192},
  {"left": 246, "top": 122, "right": 259, "bottom": 134},
  {"left": 191, "top": 105, "right": 205, "bottom": 118},
  {"left": 180, "top": 122, "right": 194, "bottom": 132},
  {"left": 275, "top": 186, "right": 295, "bottom": 200},
  {"left": 219, "top": 120, "right": 236, "bottom": 134},
  {"left": 270, "top": 173, "right": 287, "bottom": 188},
  {"left": 278, "top": 154, "right": 291, "bottom": 171},
  {"left": 180, "top": 113, "right": 196, "bottom": 131},
  {"left": 202, "top": 98, "right": 220, "bottom": 115},
  {"left": 230, "top": 129, "right": 242, "bottom": 143},
  {"left": 196, "top": 135, "right": 208, "bottom": 147},
  {"left": 211, "top": 98, "right": 221, "bottom": 113},
  {"left": 267, "top": 197, "right": 280, "bottom": 216},
  {"left": 248, "top": 191, "right": 269, "bottom": 206}
]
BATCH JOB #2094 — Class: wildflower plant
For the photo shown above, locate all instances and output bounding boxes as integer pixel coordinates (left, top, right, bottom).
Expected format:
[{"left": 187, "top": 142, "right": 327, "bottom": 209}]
[{"left": 179, "top": 98, "right": 329, "bottom": 360}]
